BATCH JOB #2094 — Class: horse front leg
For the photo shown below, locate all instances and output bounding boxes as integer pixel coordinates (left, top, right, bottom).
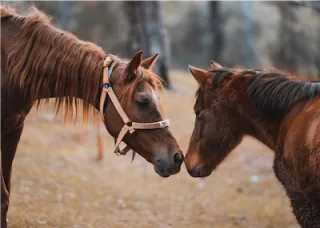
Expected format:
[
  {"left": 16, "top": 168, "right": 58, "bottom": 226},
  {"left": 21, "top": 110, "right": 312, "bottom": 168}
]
[
  {"left": 1, "top": 120, "right": 24, "bottom": 228},
  {"left": 288, "top": 192, "right": 320, "bottom": 228},
  {"left": 274, "top": 155, "right": 320, "bottom": 228}
]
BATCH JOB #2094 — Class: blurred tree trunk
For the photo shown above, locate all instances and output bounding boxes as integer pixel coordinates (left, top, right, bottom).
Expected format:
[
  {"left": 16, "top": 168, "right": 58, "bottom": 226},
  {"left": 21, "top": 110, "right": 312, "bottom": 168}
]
[
  {"left": 274, "top": 2, "right": 300, "bottom": 73},
  {"left": 315, "top": 12, "right": 320, "bottom": 78},
  {"left": 318, "top": 33, "right": 320, "bottom": 77},
  {"left": 208, "top": 1, "right": 224, "bottom": 64},
  {"left": 75, "top": 2, "right": 105, "bottom": 47},
  {"left": 286, "top": 0, "right": 320, "bottom": 77},
  {"left": 242, "top": 1, "right": 253, "bottom": 68},
  {"left": 59, "top": 1, "right": 73, "bottom": 30},
  {"left": 125, "top": 1, "right": 171, "bottom": 88}
]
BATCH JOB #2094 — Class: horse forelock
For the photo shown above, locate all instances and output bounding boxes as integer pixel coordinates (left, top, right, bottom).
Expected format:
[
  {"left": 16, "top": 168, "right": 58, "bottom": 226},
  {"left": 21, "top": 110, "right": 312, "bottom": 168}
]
[{"left": 119, "top": 66, "right": 163, "bottom": 108}]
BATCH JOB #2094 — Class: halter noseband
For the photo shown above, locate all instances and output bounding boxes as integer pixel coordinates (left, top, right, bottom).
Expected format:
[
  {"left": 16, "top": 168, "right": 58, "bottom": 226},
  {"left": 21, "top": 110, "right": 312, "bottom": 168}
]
[{"left": 99, "top": 55, "right": 170, "bottom": 156}]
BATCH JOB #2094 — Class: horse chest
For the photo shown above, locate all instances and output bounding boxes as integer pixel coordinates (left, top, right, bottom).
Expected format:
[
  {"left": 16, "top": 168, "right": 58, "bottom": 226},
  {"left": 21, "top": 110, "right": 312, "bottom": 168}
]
[
  {"left": 273, "top": 153, "right": 302, "bottom": 193},
  {"left": 1, "top": 108, "right": 31, "bottom": 134}
]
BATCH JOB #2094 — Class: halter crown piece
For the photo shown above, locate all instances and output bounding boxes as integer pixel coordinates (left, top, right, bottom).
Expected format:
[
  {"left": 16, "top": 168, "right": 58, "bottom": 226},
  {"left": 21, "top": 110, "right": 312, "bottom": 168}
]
[{"left": 99, "top": 55, "right": 170, "bottom": 157}]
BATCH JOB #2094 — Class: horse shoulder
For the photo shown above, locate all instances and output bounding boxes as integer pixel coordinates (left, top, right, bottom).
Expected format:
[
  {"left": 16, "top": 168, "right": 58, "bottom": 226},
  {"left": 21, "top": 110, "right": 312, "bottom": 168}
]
[
  {"left": 283, "top": 98, "right": 320, "bottom": 189},
  {"left": 305, "top": 100, "right": 320, "bottom": 152}
]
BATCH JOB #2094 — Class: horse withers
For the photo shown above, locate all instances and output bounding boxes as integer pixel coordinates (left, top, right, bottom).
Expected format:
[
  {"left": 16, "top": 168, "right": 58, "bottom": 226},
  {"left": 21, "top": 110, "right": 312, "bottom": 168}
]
[
  {"left": 1, "top": 6, "right": 183, "bottom": 227},
  {"left": 184, "top": 61, "right": 320, "bottom": 227}
]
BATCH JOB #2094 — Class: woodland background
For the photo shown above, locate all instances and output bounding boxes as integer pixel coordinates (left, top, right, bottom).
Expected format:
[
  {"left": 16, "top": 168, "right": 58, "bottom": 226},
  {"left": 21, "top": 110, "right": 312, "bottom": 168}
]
[{"left": 7, "top": 1, "right": 320, "bottom": 86}]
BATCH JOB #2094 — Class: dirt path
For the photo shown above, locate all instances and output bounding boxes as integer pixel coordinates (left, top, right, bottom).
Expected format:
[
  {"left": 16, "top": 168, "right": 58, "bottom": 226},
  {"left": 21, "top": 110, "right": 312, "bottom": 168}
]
[{"left": 8, "top": 71, "right": 298, "bottom": 228}]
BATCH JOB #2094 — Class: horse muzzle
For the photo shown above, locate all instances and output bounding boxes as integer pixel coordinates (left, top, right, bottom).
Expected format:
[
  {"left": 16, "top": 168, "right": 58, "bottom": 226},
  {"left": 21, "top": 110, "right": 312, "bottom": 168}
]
[{"left": 154, "top": 151, "right": 183, "bottom": 177}]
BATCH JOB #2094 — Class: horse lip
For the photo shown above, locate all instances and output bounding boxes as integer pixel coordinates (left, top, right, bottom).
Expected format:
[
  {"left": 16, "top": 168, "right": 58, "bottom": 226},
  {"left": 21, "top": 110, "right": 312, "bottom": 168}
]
[
  {"left": 188, "top": 164, "right": 201, "bottom": 178},
  {"left": 155, "top": 160, "right": 170, "bottom": 177}
]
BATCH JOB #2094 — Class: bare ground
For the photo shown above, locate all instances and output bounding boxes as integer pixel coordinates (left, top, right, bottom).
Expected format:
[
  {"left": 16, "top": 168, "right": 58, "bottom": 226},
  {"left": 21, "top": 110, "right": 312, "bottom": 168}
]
[{"left": 8, "top": 71, "right": 299, "bottom": 228}]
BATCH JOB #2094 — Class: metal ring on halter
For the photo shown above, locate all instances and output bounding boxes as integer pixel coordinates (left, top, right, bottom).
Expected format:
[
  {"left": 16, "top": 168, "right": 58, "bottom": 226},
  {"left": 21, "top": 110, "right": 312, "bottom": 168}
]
[{"left": 103, "top": 83, "right": 111, "bottom": 89}]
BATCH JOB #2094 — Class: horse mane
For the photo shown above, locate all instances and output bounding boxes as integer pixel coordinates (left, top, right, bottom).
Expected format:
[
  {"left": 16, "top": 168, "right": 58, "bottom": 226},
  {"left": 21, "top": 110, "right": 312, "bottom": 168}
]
[
  {"left": 209, "top": 67, "right": 320, "bottom": 115},
  {"left": 3, "top": 6, "right": 162, "bottom": 124},
  {"left": 1, "top": 5, "right": 18, "bottom": 19},
  {"left": 4, "top": 6, "right": 106, "bottom": 123},
  {"left": 246, "top": 71, "right": 320, "bottom": 115}
]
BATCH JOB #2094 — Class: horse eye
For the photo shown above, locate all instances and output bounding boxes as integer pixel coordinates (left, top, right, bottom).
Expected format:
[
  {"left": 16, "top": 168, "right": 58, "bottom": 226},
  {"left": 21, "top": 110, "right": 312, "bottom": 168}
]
[
  {"left": 127, "top": 73, "right": 136, "bottom": 82},
  {"left": 136, "top": 98, "right": 149, "bottom": 107},
  {"left": 194, "top": 110, "right": 201, "bottom": 116}
]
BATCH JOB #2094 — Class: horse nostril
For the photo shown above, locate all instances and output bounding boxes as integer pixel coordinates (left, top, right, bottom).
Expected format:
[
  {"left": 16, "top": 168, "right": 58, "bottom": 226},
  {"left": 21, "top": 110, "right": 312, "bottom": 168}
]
[
  {"left": 191, "top": 164, "right": 200, "bottom": 177},
  {"left": 173, "top": 152, "right": 183, "bottom": 166}
]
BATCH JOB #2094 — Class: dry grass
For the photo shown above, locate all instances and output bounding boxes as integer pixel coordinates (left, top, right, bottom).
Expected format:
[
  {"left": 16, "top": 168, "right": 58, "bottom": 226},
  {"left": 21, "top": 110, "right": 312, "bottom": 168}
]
[{"left": 8, "top": 70, "right": 299, "bottom": 228}]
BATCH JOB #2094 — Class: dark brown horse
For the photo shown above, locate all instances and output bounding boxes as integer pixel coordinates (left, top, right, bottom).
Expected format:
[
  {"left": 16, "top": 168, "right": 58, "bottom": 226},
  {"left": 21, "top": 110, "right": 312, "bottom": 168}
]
[
  {"left": 185, "top": 61, "right": 320, "bottom": 227},
  {"left": 1, "top": 6, "right": 183, "bottom": 227}
]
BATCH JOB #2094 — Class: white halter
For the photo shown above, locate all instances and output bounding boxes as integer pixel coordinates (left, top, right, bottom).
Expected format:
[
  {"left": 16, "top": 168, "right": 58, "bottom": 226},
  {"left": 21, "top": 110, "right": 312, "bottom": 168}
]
[{"left": 99, "top": 55, "right": 170, "bottom": 156}]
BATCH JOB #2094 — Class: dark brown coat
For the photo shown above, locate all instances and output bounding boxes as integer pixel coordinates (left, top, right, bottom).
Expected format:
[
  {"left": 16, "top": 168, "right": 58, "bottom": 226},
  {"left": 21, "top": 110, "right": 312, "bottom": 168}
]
[{"left": 185, "top": 63, "right": 320, "bottom": 228}]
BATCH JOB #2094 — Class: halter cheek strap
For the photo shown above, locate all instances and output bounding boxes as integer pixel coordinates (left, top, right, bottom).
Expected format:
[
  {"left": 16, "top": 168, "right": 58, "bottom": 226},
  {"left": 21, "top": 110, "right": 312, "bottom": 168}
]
[{"left": 100, "top": 56, "right": 170, "bottom": 156}]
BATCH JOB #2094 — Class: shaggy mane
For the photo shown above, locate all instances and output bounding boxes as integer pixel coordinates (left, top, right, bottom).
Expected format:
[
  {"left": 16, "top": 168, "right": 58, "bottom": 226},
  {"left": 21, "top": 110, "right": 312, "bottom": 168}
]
[
  {"left": 1, "top": 5, "right": 18, "bottom": 19},
  {"left": 2, "top": 6, "right": 162, "bottom": 123}
]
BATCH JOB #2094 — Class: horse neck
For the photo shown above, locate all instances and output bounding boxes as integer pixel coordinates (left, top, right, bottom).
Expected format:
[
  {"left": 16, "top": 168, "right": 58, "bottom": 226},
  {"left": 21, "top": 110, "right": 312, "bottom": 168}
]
[
  {"left": 239, "top": 107, "right": 283, "bottom": 151},
  {"left": 224, "top": 90, "right": 282, "bottom": 151},
  {"left": 236, "top": 80, "right": 320, "bottom": 152}
]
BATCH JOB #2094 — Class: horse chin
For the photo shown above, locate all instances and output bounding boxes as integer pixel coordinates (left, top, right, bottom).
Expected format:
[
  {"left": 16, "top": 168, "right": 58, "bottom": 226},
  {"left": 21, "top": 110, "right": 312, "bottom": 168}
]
[
  {"left": 199, "top": 169, "right": 212, "bottom": 178},
  {"left": 197, "top": 164, "right": 213, "bottom": 178},
  {"left": 154, "top": 163, "right": 171, "bottom": 178}
]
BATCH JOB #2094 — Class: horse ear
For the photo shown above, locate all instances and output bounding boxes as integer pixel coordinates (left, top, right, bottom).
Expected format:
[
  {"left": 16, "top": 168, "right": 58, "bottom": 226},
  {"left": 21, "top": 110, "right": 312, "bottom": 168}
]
[
  {"left": 141, "top": 53, "right": 159, "bottom": 69},
  {"left": 188, "top": 65, "right": 211, "bottom": 86},
  {"left": 210, "top": 60, "right": 222, "bottom": 69},
  {"left": 127, "top": 50, "right": 143, "bottom": 73}
]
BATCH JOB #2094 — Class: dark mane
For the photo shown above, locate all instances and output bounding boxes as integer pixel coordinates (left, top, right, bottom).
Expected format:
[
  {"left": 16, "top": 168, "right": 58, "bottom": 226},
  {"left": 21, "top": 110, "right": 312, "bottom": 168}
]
[
  {"left": 209, "top": 67, "right": 320, "bottom": 115},
  {"left": 3, "top": 6, "right": 162, "bottom": 123},
  {"left": 246, "top": 71, "right": 320, "bottom": 115},
  {"left": 209, "top": 67, "right": 237, "bottom": 84}
]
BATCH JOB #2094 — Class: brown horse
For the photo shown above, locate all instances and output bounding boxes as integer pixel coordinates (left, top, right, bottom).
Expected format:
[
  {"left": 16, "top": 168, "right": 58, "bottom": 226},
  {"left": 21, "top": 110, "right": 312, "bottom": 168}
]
[
  {"left": 1, "top": 6, "right": 183, "bottom": 227},
  {"left": 184, "top": 61, "right": 320, "bottom": 227}
]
